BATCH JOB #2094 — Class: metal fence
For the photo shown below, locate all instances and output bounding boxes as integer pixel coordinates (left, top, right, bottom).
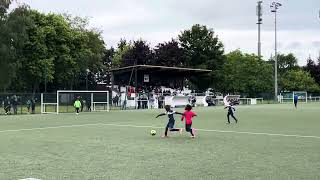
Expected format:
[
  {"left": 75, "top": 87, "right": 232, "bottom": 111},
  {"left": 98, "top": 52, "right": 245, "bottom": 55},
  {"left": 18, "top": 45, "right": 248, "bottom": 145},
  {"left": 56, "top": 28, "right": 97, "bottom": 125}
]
[
  {"left": 1, "top": 91, "right": 319, "bottom": 115},
  {"left": 0, "top": 93, "right": 41, "bottom": 115}
]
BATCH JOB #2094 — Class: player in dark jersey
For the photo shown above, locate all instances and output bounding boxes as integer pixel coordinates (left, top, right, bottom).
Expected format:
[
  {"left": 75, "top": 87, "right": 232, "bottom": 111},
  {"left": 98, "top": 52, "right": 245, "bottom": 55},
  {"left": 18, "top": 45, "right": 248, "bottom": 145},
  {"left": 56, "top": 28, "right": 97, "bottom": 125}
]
[
  {"left": 4, "top": 96, "right": 11, "bottom": 115},
  {"left": 156, "top": 105, "right": 183, "bottom": 137},
  {"left": 294, "top": 95, "right": 298, "bottom": 108},
  {"left": 225, "top": 101, "right": 238, "bottom": 124}
]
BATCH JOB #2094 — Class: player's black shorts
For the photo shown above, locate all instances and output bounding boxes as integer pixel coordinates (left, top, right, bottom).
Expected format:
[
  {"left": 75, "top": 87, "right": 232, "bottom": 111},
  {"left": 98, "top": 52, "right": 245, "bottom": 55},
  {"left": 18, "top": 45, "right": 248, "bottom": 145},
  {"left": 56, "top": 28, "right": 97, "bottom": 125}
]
[
  {"left": 227, "top": 112, "right": 234, "bottom": 116},
  {"left": 166, "top": 120, "right": 175, "bottom": 129},
  {"left": 185, "top": 123, "right": 192, "bottom": 132}
]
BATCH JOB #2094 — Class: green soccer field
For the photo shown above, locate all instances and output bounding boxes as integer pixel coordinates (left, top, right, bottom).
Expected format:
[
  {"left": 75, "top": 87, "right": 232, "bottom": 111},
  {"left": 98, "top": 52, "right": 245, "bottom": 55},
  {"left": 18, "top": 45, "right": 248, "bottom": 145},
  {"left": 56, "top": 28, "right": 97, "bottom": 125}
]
[{"left": 0, "top": 103, "right": 320, "bottom": 180}]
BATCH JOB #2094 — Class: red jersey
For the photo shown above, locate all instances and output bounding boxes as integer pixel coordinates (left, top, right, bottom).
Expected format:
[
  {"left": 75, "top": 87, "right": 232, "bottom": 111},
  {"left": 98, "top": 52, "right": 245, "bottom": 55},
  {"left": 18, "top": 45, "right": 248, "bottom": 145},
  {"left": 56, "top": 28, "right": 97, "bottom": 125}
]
[{"left": 182, "top": 110, "right": 196, "bottom": 124}]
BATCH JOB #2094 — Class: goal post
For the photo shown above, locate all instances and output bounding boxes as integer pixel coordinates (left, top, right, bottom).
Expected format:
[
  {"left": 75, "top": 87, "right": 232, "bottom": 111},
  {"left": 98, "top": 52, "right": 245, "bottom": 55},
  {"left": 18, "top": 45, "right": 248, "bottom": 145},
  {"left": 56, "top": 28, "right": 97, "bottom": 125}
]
[
  {"left": 41, "top": 93, "right": 58, "bottom": 114},
  {"left": 279, "top": 91, "right": 307, "bottom": 103},
  {"left": 41, "top": 90, "right": 110, "bottom": 114},
  {"left": 293, "top": 91, "right": 307, "bottom": 103}
]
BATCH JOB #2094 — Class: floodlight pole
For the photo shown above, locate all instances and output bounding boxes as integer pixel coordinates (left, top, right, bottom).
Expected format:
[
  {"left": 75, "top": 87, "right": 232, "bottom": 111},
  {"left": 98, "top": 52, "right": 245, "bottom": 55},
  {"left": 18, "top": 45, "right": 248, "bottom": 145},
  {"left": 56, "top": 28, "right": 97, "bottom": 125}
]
[
  {"left": 271, "top": 2, "right": 281, "bottom": 102},
  {"left": 134, "top": 60, "right": 138, "bottom": 109},
  {"left": 257, "top": 1, "right": 263, "bottom": 60}
]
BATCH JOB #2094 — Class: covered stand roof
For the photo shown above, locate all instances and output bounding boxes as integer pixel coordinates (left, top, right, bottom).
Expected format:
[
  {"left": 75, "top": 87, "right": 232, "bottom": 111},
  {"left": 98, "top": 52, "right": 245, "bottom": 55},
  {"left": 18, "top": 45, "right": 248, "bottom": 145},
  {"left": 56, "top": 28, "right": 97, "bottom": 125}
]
[
  {"left": 109, "top": 65, "right": 212, "bottom": 88},
  {"left": 110, "top": 65, "right": 212, "bottom": 75}
]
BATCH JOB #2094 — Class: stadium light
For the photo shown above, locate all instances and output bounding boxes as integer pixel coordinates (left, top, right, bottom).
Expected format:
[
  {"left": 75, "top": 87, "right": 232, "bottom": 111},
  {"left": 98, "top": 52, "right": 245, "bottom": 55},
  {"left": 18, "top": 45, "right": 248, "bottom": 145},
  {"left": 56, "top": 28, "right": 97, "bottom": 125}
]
[
  {"left": 256, "top": 1, "right": 263, "bottom": 60},
  {"left": 270, "top": 2, "right": 282, "bottom": 102}
]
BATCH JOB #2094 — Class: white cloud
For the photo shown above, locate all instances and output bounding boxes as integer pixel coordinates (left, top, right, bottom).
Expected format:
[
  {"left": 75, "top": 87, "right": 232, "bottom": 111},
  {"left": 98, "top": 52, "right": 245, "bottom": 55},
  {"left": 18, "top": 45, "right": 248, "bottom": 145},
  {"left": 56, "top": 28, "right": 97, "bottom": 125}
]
[
  {"left": 218, "top": 29, "right": 320, "bottom": 65},
  {"left": 17, "top": 0, "right": 320, "bottom": 65}
]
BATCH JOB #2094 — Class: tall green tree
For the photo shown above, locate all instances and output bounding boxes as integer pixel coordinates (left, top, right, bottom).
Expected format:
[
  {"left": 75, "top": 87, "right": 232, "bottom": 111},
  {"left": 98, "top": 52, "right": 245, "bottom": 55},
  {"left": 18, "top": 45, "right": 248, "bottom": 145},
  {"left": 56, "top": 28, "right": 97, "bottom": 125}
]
[
  {"left": 112, "top": 40, "right": 131, "bottom": 68},
  {"left": 8, "top": 10, "right": 106, "bottom": 92},
  {"left": 0, "top": 0, "right": 13, "bottom": 91},
  {"left": 269, "top": 53, "right": 299, "bottom": 75},
  {"left": 123, "top": 39, "right": 153, "bottom": 66},
  {"left": 1, "top": 3, "right": 106, "bottom": 92},
  {"left": 178, "top": 24, "right": 225, "bottom": 91},
  {"left": 304, "top": 56, "right": 320, "bottom": 86},
  {"left": 16, "top": 11, "right": 62, "bottom": 92},
  {"left": 50, "top": 14, "right": 106, "bottom": 90},
  {"left": 278, "top": 53, "right": 299, "bottom": 74},
  {"left": 280, "top": 69, "right": 319, "bottom": 92},
  {"left": 222, "top": 50, "right": 273, "bottom": 96},
  {"left": 0, "top": 0, "right": 13, "bottom": 18},
  {"left": 74, "top": 29, "right": 106, "bottom": 90},
  {"left": 0, "top": 4, "right": 30, "bottom": 91},
  {"left": 97, "top": 47, "right": 115, "bottom": 84},
  {"left": 153, "top": 39, "right": 184, "bottom": 67}
]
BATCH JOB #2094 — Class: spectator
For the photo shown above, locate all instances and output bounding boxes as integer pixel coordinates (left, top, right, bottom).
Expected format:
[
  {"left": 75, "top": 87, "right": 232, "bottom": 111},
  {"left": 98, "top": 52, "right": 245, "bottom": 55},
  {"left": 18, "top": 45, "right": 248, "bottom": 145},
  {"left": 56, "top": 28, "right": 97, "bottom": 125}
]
[
  {"left": 86, "top": 99, "right": 91, "bottom": 112},
  {"left": 11, "top": 95, "right": 18, "bottom": 115},
  {"left": 80, "top": 97, "right": 84, "bottom": 112},
  {"left": 113, "top": 95, "right": 119, "bottom": 107},
  {"left": 206, "top": 96, "right": 215, "bottom": 106},
  {"left": 191, "top": 96, "right": 196, "bottom": 107},
  {"left": 142, "top": 94, "right": 148, "bottom": 109},
  {"left": 158, "top": 95, "right": 164, "bottom": 109},
  {"left": 4, "top": 96, "right": 11, "bottom": 115},
  {"left": 31, "top": 99, "right": 36, "bottom": 114},
  {"left": 149, "top": 95, "right": 155, "bottom": 109},
  {"left": 26, "top": 99, "right": 31, "bottom": 113},
  {"left": 137, "top": 94, "right": 142, "bottom": 109},
  {"left": 121, "top": 98, "right": 127, "bottom": 110}
]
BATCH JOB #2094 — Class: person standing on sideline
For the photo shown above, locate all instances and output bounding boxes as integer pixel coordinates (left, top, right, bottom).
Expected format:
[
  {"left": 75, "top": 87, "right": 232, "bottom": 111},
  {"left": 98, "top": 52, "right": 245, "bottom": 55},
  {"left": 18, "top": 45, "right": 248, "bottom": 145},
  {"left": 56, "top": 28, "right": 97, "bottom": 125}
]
[
  {"left": 86, "top": 98, "right": 91, "bottom": 112},
  {"left": 80, "top": 97, "right": 84, "bottom": 112},
  {"left": 4, "top": 96, "right": 11, "bottom": 115},
  {"left": 74, "top": 97, "right": 82, "bottom": 115},
  {"left": 26, "top": 99, "right": 31, "bottom": 113},
  {"left": 11, "top": 95, "right": 18, "bottom": 115},
  {"left": 31, "top": 99, "right": 36, "bottom": 114},
  {"left": 149, "top": 95, "right": 155, "bottom": 109},
  {"left": 294, "top": 95, "right": 299, "bottom": 108}
]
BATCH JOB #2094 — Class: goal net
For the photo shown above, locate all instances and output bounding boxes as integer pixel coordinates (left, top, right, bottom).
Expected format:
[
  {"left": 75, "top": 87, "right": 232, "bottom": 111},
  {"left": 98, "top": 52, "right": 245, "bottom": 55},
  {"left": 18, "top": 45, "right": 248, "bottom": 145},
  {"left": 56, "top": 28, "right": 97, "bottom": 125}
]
[
  {"left": 280, "top": 91, "right": 307, "bottom": 103},
  {"left": 41, "top": 91, "right": 109, "bottom": 114},
  {"left": 41, "top": 93, "right": 57, "bottom": 114},
  {"left": 293, "top": 91, "right": 308, "bottom": 103}
]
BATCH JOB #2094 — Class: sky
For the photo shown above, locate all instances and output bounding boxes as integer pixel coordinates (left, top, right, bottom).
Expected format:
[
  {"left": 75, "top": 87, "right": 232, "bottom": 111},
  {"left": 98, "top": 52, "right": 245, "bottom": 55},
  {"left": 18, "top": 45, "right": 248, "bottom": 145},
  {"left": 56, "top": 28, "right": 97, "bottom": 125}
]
[{"left": 17, "top": 0, "right": 320, "bottom": 65}]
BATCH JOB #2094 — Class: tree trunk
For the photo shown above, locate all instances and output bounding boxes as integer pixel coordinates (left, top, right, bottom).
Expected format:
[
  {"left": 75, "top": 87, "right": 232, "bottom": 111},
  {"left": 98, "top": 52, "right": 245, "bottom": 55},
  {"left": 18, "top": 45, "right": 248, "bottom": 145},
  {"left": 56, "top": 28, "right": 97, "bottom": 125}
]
[{"left": 32, "top": 83, "right": 39, "bottom": 96}]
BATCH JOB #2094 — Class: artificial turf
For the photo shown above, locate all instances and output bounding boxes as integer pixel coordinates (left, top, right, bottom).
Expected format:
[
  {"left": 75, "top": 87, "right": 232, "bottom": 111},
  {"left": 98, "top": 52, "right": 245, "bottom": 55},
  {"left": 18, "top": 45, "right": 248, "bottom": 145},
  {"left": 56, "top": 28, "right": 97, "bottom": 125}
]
[{"left": 0, "top": 103, "right": 319, "bottom": 180}]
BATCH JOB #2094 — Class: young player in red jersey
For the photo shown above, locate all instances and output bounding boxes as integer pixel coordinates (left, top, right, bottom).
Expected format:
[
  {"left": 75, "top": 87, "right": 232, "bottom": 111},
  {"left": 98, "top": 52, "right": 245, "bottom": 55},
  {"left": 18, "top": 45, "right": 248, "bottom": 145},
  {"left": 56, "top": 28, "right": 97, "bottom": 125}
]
[{"left": 181, "top": 104, "right": 197, "bottom": 138}]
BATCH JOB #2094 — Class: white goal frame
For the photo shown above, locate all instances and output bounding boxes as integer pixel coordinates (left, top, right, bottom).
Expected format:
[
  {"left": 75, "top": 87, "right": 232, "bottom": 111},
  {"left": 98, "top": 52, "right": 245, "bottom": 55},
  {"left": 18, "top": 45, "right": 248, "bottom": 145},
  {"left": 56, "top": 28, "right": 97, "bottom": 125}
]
[
  {"left": 293, "top": 91, "right": 308, "bottom": 103},
  {"left": 41, "top": 90, "right": 109, "bottom": 114},
  {"left": 41, "top": 93, "right": 58, "bottom": 114},
  {"left": 279, "top": 91, "right": 308, "bottom": 103}
]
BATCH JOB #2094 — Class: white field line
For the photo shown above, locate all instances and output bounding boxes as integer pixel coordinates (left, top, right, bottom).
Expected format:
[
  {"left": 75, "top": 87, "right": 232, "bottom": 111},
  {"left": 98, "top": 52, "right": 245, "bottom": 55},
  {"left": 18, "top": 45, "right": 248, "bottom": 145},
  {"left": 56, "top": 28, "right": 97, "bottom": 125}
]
[{"left": 0, "top": 122, "right": 319, "bottom": 139}]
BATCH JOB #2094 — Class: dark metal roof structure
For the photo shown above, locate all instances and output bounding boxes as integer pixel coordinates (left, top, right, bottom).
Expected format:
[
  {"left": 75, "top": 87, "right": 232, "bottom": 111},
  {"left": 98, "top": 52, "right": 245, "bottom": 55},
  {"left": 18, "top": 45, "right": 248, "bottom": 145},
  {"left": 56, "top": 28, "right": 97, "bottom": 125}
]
[{"left": 110, "top": 65, "right": 212, "bottom": 75}]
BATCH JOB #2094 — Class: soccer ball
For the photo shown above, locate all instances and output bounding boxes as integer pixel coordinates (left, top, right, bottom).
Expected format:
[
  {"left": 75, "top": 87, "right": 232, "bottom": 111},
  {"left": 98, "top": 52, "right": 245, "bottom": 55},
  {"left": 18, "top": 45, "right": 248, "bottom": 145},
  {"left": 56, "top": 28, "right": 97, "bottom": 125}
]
[{"left": 150, "top": 130, "right": 156, "bottom": 136}]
